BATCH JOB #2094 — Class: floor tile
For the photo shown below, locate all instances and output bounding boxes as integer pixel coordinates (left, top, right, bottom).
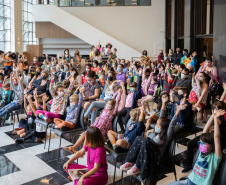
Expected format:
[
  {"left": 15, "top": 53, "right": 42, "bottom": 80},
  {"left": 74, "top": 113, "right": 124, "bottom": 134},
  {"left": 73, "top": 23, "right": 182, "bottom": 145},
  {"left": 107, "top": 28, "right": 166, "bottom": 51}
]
[
  {"left": 0, "top": 144, "right": 24, "bottom": 155},
  {"left": 0, "top": 155, "right": 20, "bottom": 177},
  {"left": 21, "top": 172, "right": 69, "bottom": 185}
]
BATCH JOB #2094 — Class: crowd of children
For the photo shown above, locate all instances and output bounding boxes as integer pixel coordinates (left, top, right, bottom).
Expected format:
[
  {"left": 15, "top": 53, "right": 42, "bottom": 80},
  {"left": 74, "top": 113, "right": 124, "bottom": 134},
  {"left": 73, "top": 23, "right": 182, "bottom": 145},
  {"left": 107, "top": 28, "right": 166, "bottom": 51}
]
[{"left": 0, "top": 45, "right": 225, "bottom": 185}]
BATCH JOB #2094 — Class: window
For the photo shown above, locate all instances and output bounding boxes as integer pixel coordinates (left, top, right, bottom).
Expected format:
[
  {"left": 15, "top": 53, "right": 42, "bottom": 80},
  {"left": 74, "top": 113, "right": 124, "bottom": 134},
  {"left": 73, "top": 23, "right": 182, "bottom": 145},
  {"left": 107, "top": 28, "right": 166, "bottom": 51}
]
[
  {"left": 22, "top": 0, "right": 38, "bottom": 52},
  {"left": 0, "top": 0, "right": 11, "bottom": 52}
]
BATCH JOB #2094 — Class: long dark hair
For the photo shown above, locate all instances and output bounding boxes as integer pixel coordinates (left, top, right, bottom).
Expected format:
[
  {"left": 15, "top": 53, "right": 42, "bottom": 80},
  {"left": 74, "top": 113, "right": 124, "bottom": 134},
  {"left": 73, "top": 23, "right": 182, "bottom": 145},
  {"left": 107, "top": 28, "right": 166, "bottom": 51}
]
[
  {"left": 86, "top": 127, "right": 105, "bottom": 148},
  {"left": 199, "top": 72, "right": 208, "bottom": 84},
  {"left": 94, "top": 49, "right": 100, "bottom": 56},
  {"left": 155, "top": 117, "right": 170, "bottom": 145},
  {"left": 157, "top": 92, "right": 169, "bottom": 110}
]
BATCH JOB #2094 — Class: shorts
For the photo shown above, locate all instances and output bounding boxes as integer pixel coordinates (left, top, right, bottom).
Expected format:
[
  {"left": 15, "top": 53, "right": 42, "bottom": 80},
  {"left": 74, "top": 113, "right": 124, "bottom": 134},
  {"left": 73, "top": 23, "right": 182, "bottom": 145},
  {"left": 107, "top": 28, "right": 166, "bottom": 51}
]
[
  {"left": 200, "top": 103, "right": 206, "bottom": 109},
  {"left": 116, "top": 134, "right": 131, "bottom": 149}
]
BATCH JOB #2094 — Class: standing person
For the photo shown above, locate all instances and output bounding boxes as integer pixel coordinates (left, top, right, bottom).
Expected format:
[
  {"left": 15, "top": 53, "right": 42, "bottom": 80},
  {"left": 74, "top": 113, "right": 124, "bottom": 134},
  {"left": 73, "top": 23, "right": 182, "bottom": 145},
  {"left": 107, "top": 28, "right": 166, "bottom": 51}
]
[
  {"left": 190, "top": 51, "right": 197, "bottom": 72},
  {"left": 140, "top": 50, "right": 150, "bottom": 66},
  {"left": 116, "top": 64, "right": 127, "bottom": 91},
  {"left": 172, "top": 48, "right": 183, "bottom": 65},
  {"left": 63, "top": 127, "right": 108, "bottom": 185},
  {"left": 94, "top": 49, "right": 104, "bottom": 68},
  {"left": 61, "top": 49, "right": 71, "bottom": 63},
  {"left": 30, "top": 56, "right": 41, "bottom": 67},
  {"left": 73, "top": 50, "right": 81, "bottom": 74},
  {"left": 158, "top": 49, "right": 164, "bottom": 63},
  {"left": 0, "top": 50, "right": 5, "bottom": 70},
  {"left": 169, "top": 49, "right": 174, "bottom": 63},
  {"left": 180, "top": 49, "right": 188, "bottom": 64},
  {"left": 90, "top": 45, "right": 95, "bottom": 61}
]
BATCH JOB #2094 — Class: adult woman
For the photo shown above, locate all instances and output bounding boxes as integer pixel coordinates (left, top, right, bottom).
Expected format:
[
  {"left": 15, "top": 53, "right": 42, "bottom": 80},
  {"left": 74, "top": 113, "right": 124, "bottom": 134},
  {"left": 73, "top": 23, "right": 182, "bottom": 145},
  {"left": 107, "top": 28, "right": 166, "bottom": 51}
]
[
  {"left": 68, "top": 67, "right": 80, "bottom": 86},
  {"left": 94, "top": 49, "right": 104, "bottom": 68},
  {"left": 36, "top": 70, "right": 50, "bottom": 98},
  {"left": 197, "top": 57, "right": 217, "bottom": 122},
  {"left": 28, "top": 67, "right": 42, "bottom": 90},
  {"left": 194, "top": 72, "right": 209, "bottom": 122},
  {"left": 0, "top": 50, "right": 5, "bottom": 70},
  {"left": 72, "top": 50, "right": 81, "bottom": 74},
  {"left": 22, "top": 56, "right": 29, "bottom": 75},
  {"left": 61, "top": 49, "right": 71, "bottom": 63},
  {"left": 84, "top": 71, "right": 117, "bottom": 125},
  {"left": 140, "top": 50, "right": 150, "bottom": 66},
  {"left": 168, "top": 49, "right": 174, "bottom": 63}
]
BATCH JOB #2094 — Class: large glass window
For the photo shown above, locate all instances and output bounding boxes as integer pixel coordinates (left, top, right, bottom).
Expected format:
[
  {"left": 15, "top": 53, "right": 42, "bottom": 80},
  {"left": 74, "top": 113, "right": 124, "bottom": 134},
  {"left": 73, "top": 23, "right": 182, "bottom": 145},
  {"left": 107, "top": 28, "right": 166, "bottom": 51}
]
[
  {"left": 0, "top": 0, "right": 11, "bottom": 52},
  {"left": 22, "top": 0, "right": 38, "bottom": 52}
]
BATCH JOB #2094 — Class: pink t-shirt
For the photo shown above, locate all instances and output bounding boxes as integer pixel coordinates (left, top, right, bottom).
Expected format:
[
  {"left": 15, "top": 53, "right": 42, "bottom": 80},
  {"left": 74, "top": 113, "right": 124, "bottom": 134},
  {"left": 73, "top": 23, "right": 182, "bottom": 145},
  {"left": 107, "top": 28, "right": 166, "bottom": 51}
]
[
  {"left": 125, "top": 92, "right": 134, "bottom": 108},
  {"left": 83, "top": 145, "right": 108, "bottom": 180}
]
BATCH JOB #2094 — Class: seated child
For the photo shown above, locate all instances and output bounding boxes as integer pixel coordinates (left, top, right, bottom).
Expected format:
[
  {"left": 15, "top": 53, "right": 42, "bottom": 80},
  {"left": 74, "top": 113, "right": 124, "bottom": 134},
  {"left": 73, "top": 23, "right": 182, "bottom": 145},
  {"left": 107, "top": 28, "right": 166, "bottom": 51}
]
[
  {"left": 168, "top": 110, "right": 223, "bottom": 185},
  {"left": 98, "top": 72, "right": 105, "bottom": 88},
  {"left": 188, "top": 74, "right": 202, "bottom": 111},
  {"left": 0, "top": 83, "right": 11, "bottom": 108},
  {"left": 63, "top": 90, "right": 122, "bottom": 154},
  {"left": 63, "top": 127, "right": 108, "bottom": 185},
  {"left": 15, "top": 94, "right": 49, "bottom": 143},
  {"left": 50, "top": 91, "right": 83, "bottom": 131},
  {"left": 37, "top": 73, "right": 75, "bottom": 123},
  {"left": 107, "top": 107, "right": 145, "bottom": 152}
]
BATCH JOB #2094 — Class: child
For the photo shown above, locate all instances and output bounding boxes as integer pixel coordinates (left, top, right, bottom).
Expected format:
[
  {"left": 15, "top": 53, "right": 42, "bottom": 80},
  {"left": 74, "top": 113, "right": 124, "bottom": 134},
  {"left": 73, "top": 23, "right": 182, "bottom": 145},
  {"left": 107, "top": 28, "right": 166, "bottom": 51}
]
[
  {"left": 0, "top": 74, "right": 25, "bottom": 123},
  {"left": 168, "top": 110, "right": 223, "bottom": 185},
  {"left": 138, "top": 77, "right": 158, "bottom": 107},
  {"left": 63, "top": 90, "right": 121, "bottom": 154},
  {"left": 37, "top": 73, "right": 75, "bottom": 123},
  {"left": 15, "top": 94, "right": 49, "bottom": 143},
  {"left": 162, "top": 68, "right": 178, "bottom": 93},
  {"left": 98, "top": 72, "right": 105, "bottom": 88},
  {"left": 50, "top": 90, "right": 83, "bottom": 131},
  {"left": 163, "top": 53, "right": 168, "bottom": 61},
  {"left": 181, "top": 53, "right": 191, "bottom": 67},
  {"left": 63, "top": 126, "right": 108, "bottom": 185},
  {"left": 107, "top": 107, "right": 145, "bottom": 152},
  {"left": 0, "top": 82, "right": 11, "bottom": 108},
  {"left": 188, "top": 74, "right": 202, "bottom": 111}
]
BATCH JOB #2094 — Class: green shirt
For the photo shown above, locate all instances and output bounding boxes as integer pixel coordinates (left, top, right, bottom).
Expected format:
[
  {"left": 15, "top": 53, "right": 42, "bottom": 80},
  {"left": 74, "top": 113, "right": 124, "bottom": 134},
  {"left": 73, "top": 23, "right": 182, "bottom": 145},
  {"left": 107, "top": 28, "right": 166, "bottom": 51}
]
[{"left": 188, "top": 152, "right": 222, "bottom": 185}]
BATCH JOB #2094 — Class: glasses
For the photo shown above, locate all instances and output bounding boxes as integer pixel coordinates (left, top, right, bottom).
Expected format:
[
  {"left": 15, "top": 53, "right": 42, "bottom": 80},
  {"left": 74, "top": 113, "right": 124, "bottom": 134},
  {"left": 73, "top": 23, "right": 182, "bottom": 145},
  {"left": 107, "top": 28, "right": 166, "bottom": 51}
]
[{"left": 197, "top": 141, "right": 210, "bottom": 146}]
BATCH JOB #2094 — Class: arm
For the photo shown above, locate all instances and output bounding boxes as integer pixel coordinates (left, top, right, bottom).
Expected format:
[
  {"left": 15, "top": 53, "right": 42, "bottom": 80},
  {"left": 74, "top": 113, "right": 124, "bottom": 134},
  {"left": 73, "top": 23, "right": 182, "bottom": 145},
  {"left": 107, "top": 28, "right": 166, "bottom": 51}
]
[
  {"left": 77, "top": 93, "right": 83, "bottom": 109},
  {"left": 49, "top": 77, "right": 55, "bottom": 98},
  {"left": 112, "top": 91, "right": 122, "bottom": 115},
  {"left": 139, "top": 108, "right": 145, "bottom": 122},
  {"left": 208, "top": 66, "right": 218, "bottom": 81},
  {"left": 27, "top": 96, "right": 37, "bottom": 117},
  {"left": 214, "top": 111, "right": 224, "bottom": 158},
  {"left": 145, "top": 74, "right": 152, "bottom": 95},
  {"left": 194, "top": 83, "right": 208, "bottom": 107},
  {"left": 87, "top": 88, "right": 100, "bottom": 100},
  {"left": 24, "top": 95, "right": 28, "bottom": 112},
  {"left": 203, "top": 114, "right": 214, "bottom": 133},
  {"left": 220, "top": 83, "right": 226, "bottom": 101},
  {"left": 100, "top": 83, "right": 107, "bottom": 100}
]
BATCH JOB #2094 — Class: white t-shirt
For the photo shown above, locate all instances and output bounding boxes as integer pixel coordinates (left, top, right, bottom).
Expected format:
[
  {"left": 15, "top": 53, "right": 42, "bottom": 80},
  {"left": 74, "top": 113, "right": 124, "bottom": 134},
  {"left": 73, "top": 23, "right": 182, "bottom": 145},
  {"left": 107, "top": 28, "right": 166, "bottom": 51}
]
[
  {"left": 36, "top": 122, "right": 46, "bottom": 132},
  {"left": 104, "top": 84, "right": 113, "bottom": 100}
]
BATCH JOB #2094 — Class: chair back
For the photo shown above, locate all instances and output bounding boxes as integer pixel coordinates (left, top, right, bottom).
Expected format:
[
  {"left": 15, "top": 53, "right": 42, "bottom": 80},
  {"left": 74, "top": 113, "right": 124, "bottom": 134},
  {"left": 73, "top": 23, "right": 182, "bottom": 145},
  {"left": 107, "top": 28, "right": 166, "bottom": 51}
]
[
  {"left": 112, "top": 115, "right": 118, "bottom": 132},
  {"left": 78, "top": 108, "right": 85, "bottom": 130},
  {"left": 162, "top": 140, "right": 176, "bottom": 172},
  {"left": 192, "top": 149, "right": 226, "bottom": 185},
  {"left": 10, "top": 91, "right": 15, "bottom": 102}
]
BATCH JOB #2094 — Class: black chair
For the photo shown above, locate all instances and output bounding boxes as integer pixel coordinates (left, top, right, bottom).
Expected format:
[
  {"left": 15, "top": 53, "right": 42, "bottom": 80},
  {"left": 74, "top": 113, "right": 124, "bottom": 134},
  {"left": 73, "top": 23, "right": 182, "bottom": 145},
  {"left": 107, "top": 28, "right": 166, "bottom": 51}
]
[
  {"left": 34, "top": 107, "right": 67, "bottom": 149},
  {"left": 180, "top": 149, "right": 226, "bottom": 185},
  {"left": 132, "top": 139, "right": 177, "bottom": 185},
  {"left": 47, "top": 108, "right": 85, "bottom": 161}
]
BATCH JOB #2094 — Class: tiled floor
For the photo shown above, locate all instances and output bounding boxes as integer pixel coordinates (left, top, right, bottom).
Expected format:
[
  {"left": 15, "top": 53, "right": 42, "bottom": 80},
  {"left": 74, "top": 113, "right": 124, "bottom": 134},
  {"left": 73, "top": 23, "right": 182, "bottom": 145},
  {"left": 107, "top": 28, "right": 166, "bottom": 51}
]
[{"left": 0, "top": 112, "right": 207, "bottom": 185}]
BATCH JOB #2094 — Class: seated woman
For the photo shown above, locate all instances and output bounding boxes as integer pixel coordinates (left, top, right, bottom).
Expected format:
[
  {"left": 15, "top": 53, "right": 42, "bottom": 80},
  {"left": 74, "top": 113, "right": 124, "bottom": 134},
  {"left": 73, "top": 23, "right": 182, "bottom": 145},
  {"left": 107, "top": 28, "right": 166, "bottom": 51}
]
[
  {"left": 81, "top": 73, "right": 100, "bottom": 113},
  {"left": 63, "top": 89, "right": 121, "bottom": 154},
  {"left": 84, "top": 71, "right": 116, "bottom": 125},
  {"left": 28, "top": 67, "right": 42, "bottom": 93},
  {"left": 120, "top": 100, "right": 187, "bottom": 177},
  {"left": 169, "top": 110, "right": 223, "bottom": 185},
  {"left": 63, "top": 127, "right": 108, "bottom": 185}
]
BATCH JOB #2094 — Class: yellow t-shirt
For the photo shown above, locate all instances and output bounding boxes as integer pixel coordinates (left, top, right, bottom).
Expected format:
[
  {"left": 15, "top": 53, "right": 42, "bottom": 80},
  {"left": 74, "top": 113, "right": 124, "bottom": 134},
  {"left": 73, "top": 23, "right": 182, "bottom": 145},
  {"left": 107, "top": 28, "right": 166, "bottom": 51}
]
[{"left": 90, "top": 51, "right": 94, "bottom": 59}]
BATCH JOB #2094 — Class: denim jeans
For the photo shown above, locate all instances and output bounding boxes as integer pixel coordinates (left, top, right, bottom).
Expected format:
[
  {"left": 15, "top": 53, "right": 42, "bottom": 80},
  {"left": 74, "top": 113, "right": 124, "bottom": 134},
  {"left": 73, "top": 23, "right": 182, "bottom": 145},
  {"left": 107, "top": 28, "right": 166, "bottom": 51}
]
[
  {"left": 0, "top": 102, "right": 22, "bottom": 118},
  {"left": 84, "top": 100, "right": 107, "bottom": 125},
  {"left": 4, "top": 66, "right": 13, "bottom": 77},
  {"left": 167, "top": 179, "right": 188, "bottom": 185}
]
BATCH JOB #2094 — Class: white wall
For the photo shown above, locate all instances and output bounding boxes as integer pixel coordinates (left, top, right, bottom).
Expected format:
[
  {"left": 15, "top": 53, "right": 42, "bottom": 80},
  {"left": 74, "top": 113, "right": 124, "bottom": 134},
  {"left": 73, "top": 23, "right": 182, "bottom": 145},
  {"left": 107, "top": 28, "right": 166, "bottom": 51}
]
[
  {"left": 61, "top": 0, "right": 165, "bottom": 57},
  {"left": 39, "top": 38, "right": 91, "bottom": 57}
]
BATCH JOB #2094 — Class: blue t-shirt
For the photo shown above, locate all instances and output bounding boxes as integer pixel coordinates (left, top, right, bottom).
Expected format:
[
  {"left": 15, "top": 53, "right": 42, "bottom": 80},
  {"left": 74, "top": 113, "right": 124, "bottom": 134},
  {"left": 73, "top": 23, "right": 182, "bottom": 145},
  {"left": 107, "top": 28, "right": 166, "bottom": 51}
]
[{"left": 188, "top": 152, "right": 222, "bottom": 185}]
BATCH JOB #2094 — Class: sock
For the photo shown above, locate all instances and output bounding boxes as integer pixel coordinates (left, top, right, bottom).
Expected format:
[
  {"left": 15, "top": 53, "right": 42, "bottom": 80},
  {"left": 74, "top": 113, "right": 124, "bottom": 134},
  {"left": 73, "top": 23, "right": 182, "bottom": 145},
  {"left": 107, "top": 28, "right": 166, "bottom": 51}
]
[
  {"left": 113, "top": 144, "right": 117, "bottom": 147},
  {"left": 39, "top": 113, "right": 48, "bottom": 121},
  {"left": 53, "top": 125, "right": 57, "bottom": 129}
]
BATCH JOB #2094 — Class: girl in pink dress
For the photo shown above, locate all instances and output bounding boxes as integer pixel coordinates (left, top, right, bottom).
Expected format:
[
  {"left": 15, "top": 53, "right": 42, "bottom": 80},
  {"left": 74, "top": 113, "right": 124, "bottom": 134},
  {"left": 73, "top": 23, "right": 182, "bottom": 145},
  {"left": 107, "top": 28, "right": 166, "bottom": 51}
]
[
  {"left": 64, "top": 90, "right": 122, "bottom": 154},
  {"left": 63, "top": 127, "right": 108, "bottom": 185}
]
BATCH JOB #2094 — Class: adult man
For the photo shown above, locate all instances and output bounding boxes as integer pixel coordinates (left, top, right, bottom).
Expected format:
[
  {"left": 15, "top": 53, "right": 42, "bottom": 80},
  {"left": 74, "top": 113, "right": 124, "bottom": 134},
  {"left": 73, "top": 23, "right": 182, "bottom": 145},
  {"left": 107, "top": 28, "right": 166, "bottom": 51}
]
[
  {"left": 30, "top": 56, "right": 41, "bottom": 67},
  {"left": 158, "top": 49, "right": 164, "bottom": 63},
  {"left": 172, "top": 48, "right": 183, "bottom": 65},
  {"left": 174, "top": 68, "right": 192, "bottom": 91}
]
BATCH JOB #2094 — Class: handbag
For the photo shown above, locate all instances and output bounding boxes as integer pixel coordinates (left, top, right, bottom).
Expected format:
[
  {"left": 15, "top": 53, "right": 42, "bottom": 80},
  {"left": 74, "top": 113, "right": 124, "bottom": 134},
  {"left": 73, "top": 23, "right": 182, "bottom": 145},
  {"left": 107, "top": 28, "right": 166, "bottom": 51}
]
[{"left": 208, "top": 81, "right": 222, "bottom": 96}]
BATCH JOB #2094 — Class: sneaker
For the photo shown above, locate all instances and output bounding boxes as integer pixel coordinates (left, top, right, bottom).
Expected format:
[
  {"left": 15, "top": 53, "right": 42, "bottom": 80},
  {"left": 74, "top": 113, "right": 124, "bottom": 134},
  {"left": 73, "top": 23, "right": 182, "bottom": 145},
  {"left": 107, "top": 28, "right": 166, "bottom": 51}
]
[
  {"left": 120, "top": 162, "right": 134, "bottom": 170},
  {"left": 113, "top": 145, "right": 121, "bottom": 153},
  {"left": 127, "top": 165, "right": 141, "bottom": 175},
  {"left": 182, "top": 166, "right": 192, "bottom": 173}
]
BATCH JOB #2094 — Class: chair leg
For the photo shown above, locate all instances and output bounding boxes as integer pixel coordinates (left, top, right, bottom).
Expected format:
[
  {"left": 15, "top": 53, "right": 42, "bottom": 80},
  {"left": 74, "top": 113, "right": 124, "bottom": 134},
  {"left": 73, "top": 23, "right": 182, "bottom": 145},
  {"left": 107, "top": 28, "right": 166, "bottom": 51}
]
[
  {"left": 121, "top": 162, "right": 124, "bottom": 185},
  {"left": 48, "top": 130, "right": 51, "bottom": 153},
  {"left": 17, "top": 112, "right": 19, "bottom": 122},
  {"left": 44, "top": 126, "right": 48, "bottom": 149},
  {"left": 174, "top": 170, "right": 177, "bottom": 181},
  {"left": 58, "top": 136, "right": 62, "bottom": 162},
  {"left": 69, "top": 133, "right": 72, "bottom": 142},
  {"left": 13, "top": 113, "right": 15, "bottom": 130},
  {"left": 113, "top": 162, "right": 117, "bottom": 185}
]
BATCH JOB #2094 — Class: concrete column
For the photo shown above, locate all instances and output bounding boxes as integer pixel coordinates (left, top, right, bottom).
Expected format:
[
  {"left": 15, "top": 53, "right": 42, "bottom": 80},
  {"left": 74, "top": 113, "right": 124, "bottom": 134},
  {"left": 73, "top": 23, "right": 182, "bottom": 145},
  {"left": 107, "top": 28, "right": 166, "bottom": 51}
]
[
  {"left": 171, "top": 0, "right": 176, "bottom": 51},
  {"left": 213, "top": 0, "right": 226, "bottom": 81},
  {"left": 184, "top": 0, "right": 191, "bottom": 52},
  {"left": 11, "top": 0, "right": 23, "bottom": 54}
]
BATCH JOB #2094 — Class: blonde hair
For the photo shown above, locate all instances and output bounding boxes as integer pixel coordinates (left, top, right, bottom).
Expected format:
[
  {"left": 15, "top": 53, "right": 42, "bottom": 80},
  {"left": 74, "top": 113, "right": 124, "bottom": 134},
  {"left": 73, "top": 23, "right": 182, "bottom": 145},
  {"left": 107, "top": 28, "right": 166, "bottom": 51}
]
[
  {"left": 104, "top": 99, "right": 116, "bottom": 115},
  {"left": 70, "top": 94, "right": 79, "bottom": 101},
  {"left": 130, "top": 108, "right": 141, "bottom": 124}
]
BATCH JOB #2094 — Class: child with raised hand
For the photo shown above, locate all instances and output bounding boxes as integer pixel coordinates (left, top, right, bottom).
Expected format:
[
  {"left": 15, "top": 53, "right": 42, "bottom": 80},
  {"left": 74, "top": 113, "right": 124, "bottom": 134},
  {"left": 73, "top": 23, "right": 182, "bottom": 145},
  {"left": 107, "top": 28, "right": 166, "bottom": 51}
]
[
  {"left": 50, "top": 87, "right": 83, "bottom": 131},
  {"left": 0, "top": 74, "right": 25, "bottom": 121},
  {"left": 168, "top": 110, "right": 224, "bottom": 185},
  {"left": 64, "top": 88, "right": 122, "bottom": 154},
  {"left": 0, "top": 81, "right": 11, "bottom": 108},
  {"left": 36, "top": 72, "right": 75, "bottom": 123},
  {"left": 63, "top": 127, "right": 108, "bottom": 185},
  {"left": 107, "top": 106, "right": 145, "bottom": 152}
]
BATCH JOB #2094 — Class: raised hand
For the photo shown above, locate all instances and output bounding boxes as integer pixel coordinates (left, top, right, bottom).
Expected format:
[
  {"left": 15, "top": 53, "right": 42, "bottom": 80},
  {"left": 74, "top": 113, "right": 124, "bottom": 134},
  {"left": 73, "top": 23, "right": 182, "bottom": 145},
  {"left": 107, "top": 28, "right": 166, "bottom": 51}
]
[
  {"left": 223, "top": 82, "right": 226, "bottom": 92},
  {"left": 214, "top": 109, "right": 225, "bottom": 118},
  {"left": 43, "top": 95, "right": 49, "bottom": 102},
  {"left": 162, "top": 96, "right": 169, "bottom": 103},
  {"left": 27, "top": 94, "right": 33, "bottom": 100},
  {"left": 176, "top": 103, "right": 187, "bottom": 111}
]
